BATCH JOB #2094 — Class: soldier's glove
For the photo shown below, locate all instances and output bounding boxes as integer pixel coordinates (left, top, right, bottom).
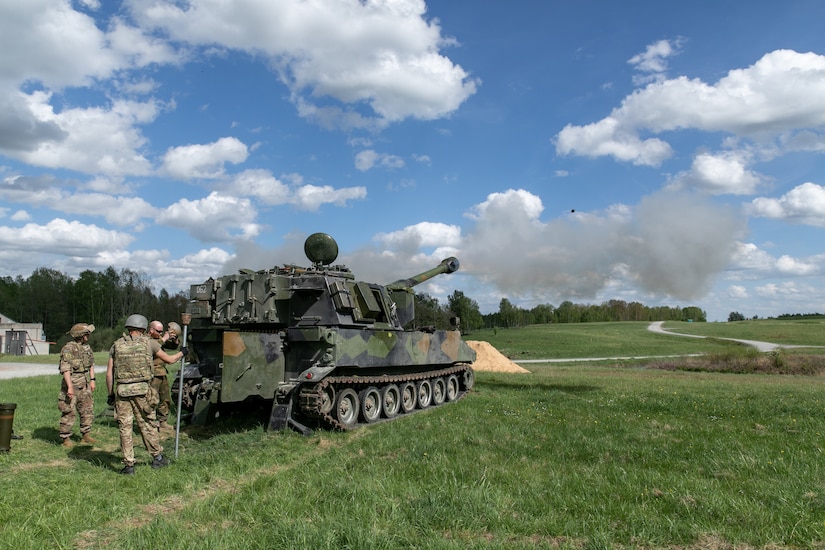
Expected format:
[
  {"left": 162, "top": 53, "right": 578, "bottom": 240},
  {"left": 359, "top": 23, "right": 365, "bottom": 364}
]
[
  {"left": 180, "top": 346, "right": 189, "bottom": 357},
  {"left": 107, "top": 393, "right": 115, "bottom": 406}
]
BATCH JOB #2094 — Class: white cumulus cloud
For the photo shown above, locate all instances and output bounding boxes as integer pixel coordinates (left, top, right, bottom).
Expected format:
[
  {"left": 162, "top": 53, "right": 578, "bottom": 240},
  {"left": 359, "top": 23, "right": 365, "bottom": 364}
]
[
  {"left": 375, "top": 222, "right": 462, "bottom": 256},
  {"left": 162, "top": 137, "right": 249, "bottom": 180},
  {"left": 128, "top": 0, "right": 479, "bottom": 129},
  {"left": 355, "top": 149, "right": 406, "bottom": 171},
  {"left": 225, "top": 169, "right": 366, "bottom": 211},
  {"left": 727, "top": 285, "right": 748, "bottom": 299},
  {"left": 555, "top": 116, "right": 673, "bottom": 167},
  {"left": 628, "top": 38, "right": 684, "bottom": 85},
  {"left": 0, "top": 218, "right": 134, "bottom": 256},
  {"left": 157, "top": 192, "right": 262, "bottom": 242},
  {"left": 748, "top": 182, "right": 825, "bottom": 226},
  {"left": 667, "top": 151, "right": 768, "bottom": 195},
  {"left": 557, "top": 49, "right": 825, "bottom": 167}
]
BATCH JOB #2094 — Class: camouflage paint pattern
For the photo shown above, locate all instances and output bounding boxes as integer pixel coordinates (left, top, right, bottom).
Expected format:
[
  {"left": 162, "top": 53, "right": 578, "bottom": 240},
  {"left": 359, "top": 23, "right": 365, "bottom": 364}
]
[
  {"left": 286, "top": 326, "right": 475, "bottom": 370},
  {"left": 219, "top": 331, "right": 285, "bottom": 403},
  {"left": 213, "top": 327, "right": 472, "bottom": 404}
]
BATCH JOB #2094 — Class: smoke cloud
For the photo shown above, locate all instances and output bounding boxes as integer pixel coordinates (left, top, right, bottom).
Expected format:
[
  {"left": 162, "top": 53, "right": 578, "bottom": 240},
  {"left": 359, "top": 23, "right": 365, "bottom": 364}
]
[{"left": 459, "top": 189, "right": 745, "bottom": 302}]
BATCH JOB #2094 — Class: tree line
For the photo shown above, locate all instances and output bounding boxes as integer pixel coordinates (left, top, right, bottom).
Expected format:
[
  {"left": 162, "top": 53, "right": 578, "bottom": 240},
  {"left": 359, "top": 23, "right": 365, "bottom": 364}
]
[
  {"left": 1, "top": 266, "right": 707, "bottom": 353},
  {"left": 416, "top": 292, "right": 706, "bottom": 333},
  {"left": 728, "top": 312, "right": 825, "bottom": 322},
  {"left": 0, "top": 267, "right": 187, "bottom": 353}
]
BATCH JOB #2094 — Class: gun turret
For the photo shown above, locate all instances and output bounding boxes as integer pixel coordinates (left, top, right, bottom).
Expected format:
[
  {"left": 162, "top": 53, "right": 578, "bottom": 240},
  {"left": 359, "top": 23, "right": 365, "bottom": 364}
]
[
  {"left": 387, "top": 257, "right": 460, "bottom": 290},
  {"left": 387, "top": 257, "right": 460, "bottom": 326}
]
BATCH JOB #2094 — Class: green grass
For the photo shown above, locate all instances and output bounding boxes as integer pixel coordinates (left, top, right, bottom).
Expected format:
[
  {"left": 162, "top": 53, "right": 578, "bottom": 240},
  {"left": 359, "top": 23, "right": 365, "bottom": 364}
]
[
  {"left": 469, "top": 320, "right": 825, "bottom": 367},
  {"left": 470, "top": 322, "right": 739, "bottom": 360},
  {"left": 3, "top": 364, "right": 825, "bottom": 548}
]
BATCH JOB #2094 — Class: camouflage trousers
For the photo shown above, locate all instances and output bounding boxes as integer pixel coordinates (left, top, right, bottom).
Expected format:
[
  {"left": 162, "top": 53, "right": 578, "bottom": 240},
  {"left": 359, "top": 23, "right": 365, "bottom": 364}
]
[
  {"left": 150, "top": 375, "right": 171, "bottom": 423},
  {"left": 58, "top": 381, "right": 93, "bottom": 439},
  {"left": 115, "top": 386, "right": 162, "bottom": 466}
]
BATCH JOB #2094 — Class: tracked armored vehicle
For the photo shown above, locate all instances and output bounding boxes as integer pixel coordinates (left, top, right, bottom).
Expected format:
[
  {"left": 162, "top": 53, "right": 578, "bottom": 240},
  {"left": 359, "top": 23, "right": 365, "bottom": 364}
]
[{"left": 174, "top": 233, "right": 476, "bottom": 433}]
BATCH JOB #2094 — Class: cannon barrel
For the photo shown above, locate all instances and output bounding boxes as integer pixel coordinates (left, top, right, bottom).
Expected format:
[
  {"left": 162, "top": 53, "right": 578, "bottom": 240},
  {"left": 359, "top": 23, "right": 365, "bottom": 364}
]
[{"left": 387, "top": 257, "right": 460, "bottom": 290}]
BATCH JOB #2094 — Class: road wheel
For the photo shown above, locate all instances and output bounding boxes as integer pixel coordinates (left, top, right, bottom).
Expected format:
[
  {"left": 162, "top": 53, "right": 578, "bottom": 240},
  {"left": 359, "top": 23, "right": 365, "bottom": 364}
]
[
  {"left": 400, "top": 382, "right": 416, "bottom": 413},
  {"left": 359, "top": 386, "right": 381, "bottom": 423},
  {"left": 319, "top": 385, "right": 335, "bottom": 415},
  {"left": 445, "top": 375, "right": 459, "bottom": 402},
  {"left": 380, "top": 384, "right": 401, "bottom": 418},
  {"left": 416, "top": 379, "right": 433, "bottom": 409},
  {"left": 432, "top": 377, "right": 446, "bottom": 405},
  {"left": 462, "top": 368, "right": 475, "bottom": 391},
  {"left": 335, "top": 388, "right": 359, "bottom": 428}
]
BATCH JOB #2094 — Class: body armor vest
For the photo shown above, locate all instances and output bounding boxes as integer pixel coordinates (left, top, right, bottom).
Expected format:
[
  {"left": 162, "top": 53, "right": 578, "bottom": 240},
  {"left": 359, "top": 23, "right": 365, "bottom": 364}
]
[{"left": 113, "top": 334, "right": 153, "bottom": 384}]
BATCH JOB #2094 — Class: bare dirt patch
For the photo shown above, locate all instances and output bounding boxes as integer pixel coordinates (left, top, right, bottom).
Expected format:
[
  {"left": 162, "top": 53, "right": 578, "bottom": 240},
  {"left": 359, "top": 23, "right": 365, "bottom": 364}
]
[
  {"left": 466, "top": 341, "right": 530, "bottom": 374},
  {"left": 650, "top": 352, "right": 825, "bottom": 375}
]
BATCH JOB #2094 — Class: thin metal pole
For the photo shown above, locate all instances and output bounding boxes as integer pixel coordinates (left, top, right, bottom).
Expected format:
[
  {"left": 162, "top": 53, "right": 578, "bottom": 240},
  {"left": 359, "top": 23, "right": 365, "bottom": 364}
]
[{"left": 174, "top": 313, "right": 191, "bottom": 458}]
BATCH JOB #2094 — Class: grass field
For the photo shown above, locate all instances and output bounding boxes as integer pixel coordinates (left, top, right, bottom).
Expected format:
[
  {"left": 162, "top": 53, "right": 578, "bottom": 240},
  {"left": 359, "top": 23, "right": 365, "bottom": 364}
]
[
  {"left": 469, "top": 322, "right": 732, "bottom": 361},
  {"left": 1, "top": 321, "right": 825, "bottom": 548},
  {"left": 469, "top": 319, "right": 825, "bottom": 361}
]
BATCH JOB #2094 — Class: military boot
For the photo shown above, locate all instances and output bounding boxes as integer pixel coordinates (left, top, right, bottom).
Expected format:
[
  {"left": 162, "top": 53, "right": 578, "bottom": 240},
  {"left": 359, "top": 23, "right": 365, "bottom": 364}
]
[
  {"left": 81, "top": 433, "right": 97, "bottom": 444},
  {"left": 61, "top": 438, "right": 73, "bottom": 448}
]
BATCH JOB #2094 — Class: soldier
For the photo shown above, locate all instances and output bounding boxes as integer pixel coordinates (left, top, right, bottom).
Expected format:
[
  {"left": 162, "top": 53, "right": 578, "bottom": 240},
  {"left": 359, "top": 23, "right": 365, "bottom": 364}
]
[
  {"left": 164, "top": 321, "right": 183, "bottom": 354},
  {"left": 106, "top": 314, "right": 185, "bottom": 475},
  {"left": 148, "top": 320, "right": 179, "bottom": 436},
  {"left": 58, "top": 323, "right": 96, "bottom": 448}
]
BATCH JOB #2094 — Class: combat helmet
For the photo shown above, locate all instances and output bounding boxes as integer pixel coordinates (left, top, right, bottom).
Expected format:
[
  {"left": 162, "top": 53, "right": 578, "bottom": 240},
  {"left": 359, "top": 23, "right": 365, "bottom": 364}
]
[
  {"left": 167, "top": 321, "right": 182, "bottom": 337},
  {"left": 125, "top": 314, "right": 149, "bottom": 331},
  {"left": 67, "top": 323, "right": 95, "bottom": 338}
]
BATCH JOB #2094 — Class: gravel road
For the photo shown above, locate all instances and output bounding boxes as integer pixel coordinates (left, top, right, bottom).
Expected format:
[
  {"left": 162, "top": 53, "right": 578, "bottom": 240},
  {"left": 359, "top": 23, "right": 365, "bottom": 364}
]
[
  {"left": 0, "top": 362, "right": 57, "bottom": 380},
  {"left": 646, "top": 321, "right": 816, "bottom": 352}
]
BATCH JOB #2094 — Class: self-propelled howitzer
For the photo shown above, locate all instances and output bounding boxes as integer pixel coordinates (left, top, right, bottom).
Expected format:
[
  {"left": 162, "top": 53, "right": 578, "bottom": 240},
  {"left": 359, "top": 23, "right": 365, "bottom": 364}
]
[{"left": 174, "top": 233, "right": 475, "bottom": 432}]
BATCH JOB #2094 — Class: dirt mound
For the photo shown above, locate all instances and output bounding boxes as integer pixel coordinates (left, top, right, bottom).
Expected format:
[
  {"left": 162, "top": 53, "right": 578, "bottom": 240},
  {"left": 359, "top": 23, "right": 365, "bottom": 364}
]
[{"left": 466, "top": 341, "right": 530, "bottom": 373}]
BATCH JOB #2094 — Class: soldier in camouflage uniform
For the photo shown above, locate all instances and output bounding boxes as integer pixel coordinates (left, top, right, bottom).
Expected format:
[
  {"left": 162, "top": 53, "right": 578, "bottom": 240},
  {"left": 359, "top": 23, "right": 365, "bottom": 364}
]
[
  {"left": 163, "top": 322, "right": 183, "bottom": 424},
  {"left": 148, "top": 320, "right": 181, "bottom": 436},
  {"left": 106, "top": 314, "right": 185, "bottom": 475},
  {"left": 58, "top": 323, "right": 97, "bottom": 448}
]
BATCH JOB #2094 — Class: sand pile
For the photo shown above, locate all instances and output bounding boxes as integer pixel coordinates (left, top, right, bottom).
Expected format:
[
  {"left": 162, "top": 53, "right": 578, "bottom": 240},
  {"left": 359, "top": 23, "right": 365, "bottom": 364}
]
[{"left": 466, "top": 341, "right": 530, "bottom": 373}]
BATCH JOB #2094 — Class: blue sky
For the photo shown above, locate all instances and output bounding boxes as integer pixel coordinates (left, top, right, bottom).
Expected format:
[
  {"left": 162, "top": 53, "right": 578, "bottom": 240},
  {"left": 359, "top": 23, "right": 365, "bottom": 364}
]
[{"left": 2, "top": 0, "right": 825, "bottom": 322}]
